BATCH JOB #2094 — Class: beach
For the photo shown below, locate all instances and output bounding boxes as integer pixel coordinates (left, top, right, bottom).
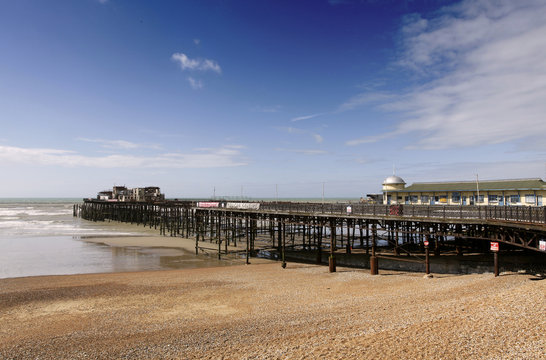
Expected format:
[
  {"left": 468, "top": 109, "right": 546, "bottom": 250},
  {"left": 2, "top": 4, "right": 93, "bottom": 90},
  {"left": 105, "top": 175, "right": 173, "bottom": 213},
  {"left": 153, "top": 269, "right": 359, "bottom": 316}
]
[
  {"left": 0, "top": 199, "right": 252, "bottom": 279},
  {"left": 1, "top": 263, "right": 544, "bottom": 359}
]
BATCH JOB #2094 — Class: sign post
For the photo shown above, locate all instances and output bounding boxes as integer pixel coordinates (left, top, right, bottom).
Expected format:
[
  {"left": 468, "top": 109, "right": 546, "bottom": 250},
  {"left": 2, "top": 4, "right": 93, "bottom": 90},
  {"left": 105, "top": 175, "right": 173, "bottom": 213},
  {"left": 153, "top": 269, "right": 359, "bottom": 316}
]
[
  {"left": 424, "top": 240, "right": 430, "bottom": 275},
  {"left": 490, "top": 242, "right": 499, "bottom": 277}
]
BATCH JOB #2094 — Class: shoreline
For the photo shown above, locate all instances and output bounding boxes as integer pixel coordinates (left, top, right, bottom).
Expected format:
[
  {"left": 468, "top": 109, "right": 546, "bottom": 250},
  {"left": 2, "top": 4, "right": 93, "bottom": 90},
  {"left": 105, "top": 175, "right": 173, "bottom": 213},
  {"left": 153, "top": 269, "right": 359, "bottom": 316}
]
[{"left": 1, "top": 263, "right": 544, "bottom": 359}]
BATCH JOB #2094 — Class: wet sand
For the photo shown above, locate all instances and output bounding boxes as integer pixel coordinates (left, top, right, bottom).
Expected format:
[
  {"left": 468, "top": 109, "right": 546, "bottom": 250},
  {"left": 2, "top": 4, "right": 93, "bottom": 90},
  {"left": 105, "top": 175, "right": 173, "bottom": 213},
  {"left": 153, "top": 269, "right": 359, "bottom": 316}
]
[
  {"left": 1, "top": 263, "right": 544, "bottom": 359},
  {"left": 83, "top": 234, "right": 248, "bottom": 256},
  {"left": 83, "top": 235, "right": 204, "bottom": 254}
]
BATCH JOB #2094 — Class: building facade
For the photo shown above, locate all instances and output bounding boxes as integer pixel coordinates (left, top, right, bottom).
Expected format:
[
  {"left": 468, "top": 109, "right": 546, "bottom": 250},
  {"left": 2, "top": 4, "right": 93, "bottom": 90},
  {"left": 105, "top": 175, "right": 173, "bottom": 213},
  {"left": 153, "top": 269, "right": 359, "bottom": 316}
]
[
  {"left": 382, "top": 176, "right": 546, "bottom": 206},
  {"left": 98, "top": 186, "right": 165, "bottom": 202}
]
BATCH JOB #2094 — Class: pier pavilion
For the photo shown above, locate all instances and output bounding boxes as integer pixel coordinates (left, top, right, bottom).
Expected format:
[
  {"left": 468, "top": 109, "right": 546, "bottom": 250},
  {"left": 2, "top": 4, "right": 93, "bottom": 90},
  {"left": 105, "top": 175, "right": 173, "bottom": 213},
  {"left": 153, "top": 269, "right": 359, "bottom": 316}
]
[{"left": 382, "top": 176, "right": 546, "bottom": 206}]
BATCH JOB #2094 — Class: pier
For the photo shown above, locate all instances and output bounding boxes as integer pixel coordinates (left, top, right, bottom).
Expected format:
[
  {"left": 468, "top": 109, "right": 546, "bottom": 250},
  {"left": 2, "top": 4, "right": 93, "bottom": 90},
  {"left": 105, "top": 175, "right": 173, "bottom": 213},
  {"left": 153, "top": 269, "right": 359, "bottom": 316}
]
[{"left": 75, "top": 200, "right": 546, "bottom": 274}]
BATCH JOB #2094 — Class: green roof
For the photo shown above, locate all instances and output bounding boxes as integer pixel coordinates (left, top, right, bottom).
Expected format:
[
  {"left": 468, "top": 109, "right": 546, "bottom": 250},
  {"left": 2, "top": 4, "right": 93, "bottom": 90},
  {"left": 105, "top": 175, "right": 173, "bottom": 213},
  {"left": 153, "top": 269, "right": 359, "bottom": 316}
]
[{"left": 399, "top": 178, "right": 546, "bottom": 193}]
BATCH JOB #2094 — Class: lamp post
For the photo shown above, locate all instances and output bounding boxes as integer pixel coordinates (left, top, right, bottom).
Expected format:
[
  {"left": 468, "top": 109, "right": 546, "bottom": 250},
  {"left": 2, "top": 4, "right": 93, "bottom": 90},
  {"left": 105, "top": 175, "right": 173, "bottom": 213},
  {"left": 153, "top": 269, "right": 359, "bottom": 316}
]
[
  {"left": 476, "top": 174, "right": 480, "bottom": 205},
  {"left": 322, "top": 182, "right": 325, "bottom": 204}
]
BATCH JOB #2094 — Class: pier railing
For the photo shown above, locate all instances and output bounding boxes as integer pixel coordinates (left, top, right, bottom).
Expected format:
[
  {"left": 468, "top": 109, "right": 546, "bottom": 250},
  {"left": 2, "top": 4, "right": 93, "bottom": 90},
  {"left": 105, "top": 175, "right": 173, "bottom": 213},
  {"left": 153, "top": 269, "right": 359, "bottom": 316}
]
[
  {"left": 80, "top": 199, "right": 546, "bottom": 225},
  {"left": 258, "top": 202, "right": 546, "bottom": 225}
]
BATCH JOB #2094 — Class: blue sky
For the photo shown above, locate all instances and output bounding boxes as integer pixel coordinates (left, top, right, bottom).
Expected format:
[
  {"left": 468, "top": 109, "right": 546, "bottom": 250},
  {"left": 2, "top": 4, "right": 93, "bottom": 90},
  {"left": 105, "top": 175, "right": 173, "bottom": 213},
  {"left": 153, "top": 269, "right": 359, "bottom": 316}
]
[{"left": 1, "top": 0, "right": 545, "bottom": 198}]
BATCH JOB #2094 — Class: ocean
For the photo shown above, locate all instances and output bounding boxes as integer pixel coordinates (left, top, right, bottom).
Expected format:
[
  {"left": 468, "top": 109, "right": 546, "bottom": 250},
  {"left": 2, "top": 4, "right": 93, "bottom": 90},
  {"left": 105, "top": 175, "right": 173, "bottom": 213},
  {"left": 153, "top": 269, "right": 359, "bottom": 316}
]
[{"left": 0, "top": 198, "right": 228, "bottom": 279}]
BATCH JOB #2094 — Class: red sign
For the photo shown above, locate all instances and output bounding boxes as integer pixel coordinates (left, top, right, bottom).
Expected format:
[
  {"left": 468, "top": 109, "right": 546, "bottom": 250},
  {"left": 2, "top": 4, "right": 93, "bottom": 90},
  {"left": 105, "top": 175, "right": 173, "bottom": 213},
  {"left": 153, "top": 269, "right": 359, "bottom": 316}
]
[
  {"left": 197, "top": 202, "right": 220, "bottom": 208},
  {"left": 539, "top": 240, "right": 546, "bottom": 251},
  {"left": 490, "top": 242, "right": 499, "bottom": 252},
  {"left": 424, "top": 240, "right": 429, "bottom": 247}
]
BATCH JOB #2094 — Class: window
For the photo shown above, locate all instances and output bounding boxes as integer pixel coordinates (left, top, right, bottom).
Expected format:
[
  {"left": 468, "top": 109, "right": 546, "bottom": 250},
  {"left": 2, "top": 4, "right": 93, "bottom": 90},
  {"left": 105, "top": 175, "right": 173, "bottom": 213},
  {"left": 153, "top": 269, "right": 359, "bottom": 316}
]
[
  {"left": 525, "top": 194, "right": 535, "bottom": 204},
  {"left": 410, "top": 195, "right": 418, "bottom": 203},
  {"left": 488, "top": 195, "right": 498, "bottom": 202},
  {"left": 421, "top": 195, "right": 429, "bottom": 203},
  {"left": 452, "top": 192, "right": 461, "bottom": 202},
  {"left": 510, "top": 195, "right": 520, "bottom": 203},
  {"left": 477, "top": 195, "right": 484, "bottom": 203}
]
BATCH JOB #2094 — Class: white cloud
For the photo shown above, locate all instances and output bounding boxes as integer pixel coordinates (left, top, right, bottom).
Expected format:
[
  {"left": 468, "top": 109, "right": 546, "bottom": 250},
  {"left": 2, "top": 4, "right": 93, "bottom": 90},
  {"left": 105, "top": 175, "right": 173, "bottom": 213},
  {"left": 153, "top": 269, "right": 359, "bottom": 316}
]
[
  {"left": 312, "top": 134, "right": 323, "bottom": 143},
  {"left": 345, "top": 131, "right": 399, "bottom": 146},
  {"left": 187, "top": 77, "right": 203, "bottom": 89},
  {"left": 0, "top": 145, "right": 246, "bottom": 168},
  {"left": 338, "top": 92, "right": 394, "bottom": 112},
  {"left": 171, "top": 53, "right": 221, "bottom": 74},
  {"left": 77, "top": 138, "right": 161, "bottom": 150},
  {"left": 193, "top": 39, "right": 200, "bottom": 45},
  {"left": 277, "top": 126, "right": 305, "bottom": 134},
  {"left": 291, "top": 113, "right": 322, "bottom": 122},
  {"left": 346, "top": 0, "right": 546, "bottom": 149}
]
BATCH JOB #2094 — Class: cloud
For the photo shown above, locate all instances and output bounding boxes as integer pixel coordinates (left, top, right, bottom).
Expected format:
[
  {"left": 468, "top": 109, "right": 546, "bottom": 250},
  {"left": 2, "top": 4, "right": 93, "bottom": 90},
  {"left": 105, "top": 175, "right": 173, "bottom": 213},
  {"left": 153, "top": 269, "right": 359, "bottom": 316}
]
[
  {"left": 274, "top": 148, "right": 327, "bottom": 155},
  {"left": 345, "top": 0, "right": 546, "bottom": 149},
  {"left": 77, "top": 138, "right": 161, "bottom": 150},
  {"left": 291, "top": 113, "right": 322, "bottom": 122},
  {"left": 345, "top": 131, "right": 399, "bottom": 146},
  {"left": 0, "top": 145, "right": 247, "bottom": 168},
  {"left": 193, "top": 39, "right": 200, "bottom": 45},
  {"left": 338, "top": 92, "right": 395, "bottom": 112},
  {"left": 187, "top": 77, "right": 203, "bottom": 89},
  {"left": 171, "top": 53, "right": 221, "bottom": 74},
  {"left": 277, "top": 126, "right": 305, "bottom": 134},
  {"left": 278, "top": 127, "right": 324, "bottom": 144}
]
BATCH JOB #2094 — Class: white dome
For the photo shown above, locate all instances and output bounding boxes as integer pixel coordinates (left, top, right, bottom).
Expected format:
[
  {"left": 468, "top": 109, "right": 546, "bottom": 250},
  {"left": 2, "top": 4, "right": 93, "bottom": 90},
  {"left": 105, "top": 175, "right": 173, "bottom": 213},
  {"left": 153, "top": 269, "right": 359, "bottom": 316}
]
[{"left": 383, "top": 175, "right": 406, "bottom": 185}]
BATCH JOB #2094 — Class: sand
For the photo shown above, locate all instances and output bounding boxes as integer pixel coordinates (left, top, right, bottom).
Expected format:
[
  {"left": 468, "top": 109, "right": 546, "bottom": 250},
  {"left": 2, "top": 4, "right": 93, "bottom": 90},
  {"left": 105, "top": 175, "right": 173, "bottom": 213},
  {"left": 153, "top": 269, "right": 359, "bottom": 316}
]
[{"left": 1, "top": 263, "right": 544, "bottom": 359}]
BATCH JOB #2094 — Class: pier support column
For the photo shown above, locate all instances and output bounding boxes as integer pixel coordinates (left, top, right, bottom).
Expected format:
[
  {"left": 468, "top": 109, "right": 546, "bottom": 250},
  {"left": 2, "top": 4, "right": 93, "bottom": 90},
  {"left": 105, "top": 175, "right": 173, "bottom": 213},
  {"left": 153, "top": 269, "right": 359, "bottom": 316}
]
[
  {"left": 316, "top": 223, "right": 322, "bottom": 265},
  {"left": 370, "top": 256, "right": 378, "bottom": 275},
  {"left": 281, "top": 221, "right": 286, "bottom": 268},
  {"left": 370, "top": 223, "right": 378, "bottom": 275},
  {"left": 493, "top": 251, "right": 499, "bottom": 277},
  {"left": 329, "top": 219, "right": 336, "bottom": 272},
  {"left": 246, "top": 216, "right": 250, "bottom": 265},
  {"left": 394, "top": 223, "right": 400, "bottom": 256}
]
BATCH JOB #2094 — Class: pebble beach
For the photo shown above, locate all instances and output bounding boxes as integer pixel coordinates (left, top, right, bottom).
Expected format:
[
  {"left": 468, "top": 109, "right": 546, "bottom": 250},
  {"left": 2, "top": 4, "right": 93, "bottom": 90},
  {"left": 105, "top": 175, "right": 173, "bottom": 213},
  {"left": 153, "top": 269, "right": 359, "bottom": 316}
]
[{"left": 1, "top": 263, "right": 544, "bottom": 359}]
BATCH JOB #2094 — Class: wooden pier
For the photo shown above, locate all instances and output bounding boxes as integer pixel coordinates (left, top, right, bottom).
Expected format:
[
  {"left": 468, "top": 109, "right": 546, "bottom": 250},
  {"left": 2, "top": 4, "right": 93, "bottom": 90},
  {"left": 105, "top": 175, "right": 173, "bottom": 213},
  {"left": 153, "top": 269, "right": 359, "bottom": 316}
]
[{"left": 75, "top": 200, "right": 546, "bottom": 274}]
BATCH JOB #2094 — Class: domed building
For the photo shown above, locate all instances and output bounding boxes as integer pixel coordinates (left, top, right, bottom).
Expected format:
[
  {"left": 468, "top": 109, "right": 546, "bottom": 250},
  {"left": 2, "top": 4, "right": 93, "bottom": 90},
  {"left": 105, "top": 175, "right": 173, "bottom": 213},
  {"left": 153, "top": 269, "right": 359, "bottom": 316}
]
[
  {"left": 382, "top": 175, "right": 406, "bottom": 204},
  {"left": 380, "top": 175, "right": 546, "bottom": 206}
]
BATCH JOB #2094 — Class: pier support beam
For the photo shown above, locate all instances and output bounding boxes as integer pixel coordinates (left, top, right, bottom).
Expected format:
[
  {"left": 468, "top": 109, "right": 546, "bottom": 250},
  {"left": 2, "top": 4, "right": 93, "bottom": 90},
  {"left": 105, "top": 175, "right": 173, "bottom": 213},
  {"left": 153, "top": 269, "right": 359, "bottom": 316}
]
[
  {"left": 329, "top": 219, "right": 336, "bottom": 273},
  {"left": 370, "top": 223, "right": 378, "bottom": 275}
]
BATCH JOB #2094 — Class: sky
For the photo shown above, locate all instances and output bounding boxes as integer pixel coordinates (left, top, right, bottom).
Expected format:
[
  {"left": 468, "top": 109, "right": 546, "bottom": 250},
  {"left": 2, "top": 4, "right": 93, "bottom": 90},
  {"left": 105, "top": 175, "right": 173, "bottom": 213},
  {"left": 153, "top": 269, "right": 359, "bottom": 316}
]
[{"left": 1, "top": 0, "right": 545, "bottom": 198}]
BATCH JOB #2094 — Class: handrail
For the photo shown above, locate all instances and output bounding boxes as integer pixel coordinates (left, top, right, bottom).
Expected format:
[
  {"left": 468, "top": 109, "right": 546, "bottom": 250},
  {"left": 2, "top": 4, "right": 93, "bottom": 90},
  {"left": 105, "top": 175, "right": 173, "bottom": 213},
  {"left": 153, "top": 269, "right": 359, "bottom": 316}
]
[
  {"left": 257, "top": 203, "right": 545, "bottom": 225},
  {"left": 82, "top": 199, "right": 546, "bottom": 225}
]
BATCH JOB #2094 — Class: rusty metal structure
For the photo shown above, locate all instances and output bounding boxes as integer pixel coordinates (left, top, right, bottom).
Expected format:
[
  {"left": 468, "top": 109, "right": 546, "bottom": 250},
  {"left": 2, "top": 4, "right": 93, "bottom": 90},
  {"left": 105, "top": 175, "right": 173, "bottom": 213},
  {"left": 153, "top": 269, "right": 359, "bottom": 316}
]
[{"left": 75, "top": 200, "right": 546, "bottom": 274}]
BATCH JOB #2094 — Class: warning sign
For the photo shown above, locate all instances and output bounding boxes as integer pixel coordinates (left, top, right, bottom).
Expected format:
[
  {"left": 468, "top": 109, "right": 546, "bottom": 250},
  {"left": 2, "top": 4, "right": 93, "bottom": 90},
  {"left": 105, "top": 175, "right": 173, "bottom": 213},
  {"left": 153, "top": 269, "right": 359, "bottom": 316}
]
[
  {"left": 490, "top": 242, "right": 499, "bottom": 252},
  {"left": 346, "top": 206, "right": 352, "bottom": 214},
  {"left": 424, "top": 240, "right": 429, "bottom": 247},
  {"left": 539, "top": 240, "right": 546, "bottom": 251}
]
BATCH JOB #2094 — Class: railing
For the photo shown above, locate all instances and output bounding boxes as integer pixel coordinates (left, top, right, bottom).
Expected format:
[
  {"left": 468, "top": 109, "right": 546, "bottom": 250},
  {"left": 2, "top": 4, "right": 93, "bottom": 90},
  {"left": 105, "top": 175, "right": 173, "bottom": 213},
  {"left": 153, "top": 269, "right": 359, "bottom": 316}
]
[
  {"left": 258, "top": 202, "right": 546, "bottom": 225},
  {"left": 83, "top": 199, "right": 546, "bottom": 225}
]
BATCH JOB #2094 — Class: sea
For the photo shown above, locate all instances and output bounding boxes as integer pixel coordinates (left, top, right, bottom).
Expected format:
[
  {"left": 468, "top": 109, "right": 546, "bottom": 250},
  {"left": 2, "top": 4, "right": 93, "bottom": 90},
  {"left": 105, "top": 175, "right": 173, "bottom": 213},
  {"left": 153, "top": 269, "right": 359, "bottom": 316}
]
[{"left": 0, "top": 198, "right": 230, "bottom": 279}]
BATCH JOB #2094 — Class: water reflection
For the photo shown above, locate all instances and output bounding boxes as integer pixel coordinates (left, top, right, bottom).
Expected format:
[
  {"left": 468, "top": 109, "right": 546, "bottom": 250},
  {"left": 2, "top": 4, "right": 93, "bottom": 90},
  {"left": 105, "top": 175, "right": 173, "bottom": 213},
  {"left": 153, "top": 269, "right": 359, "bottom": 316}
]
[{"left": 83, "top": 239, "right": 238, "bottom": 273}]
